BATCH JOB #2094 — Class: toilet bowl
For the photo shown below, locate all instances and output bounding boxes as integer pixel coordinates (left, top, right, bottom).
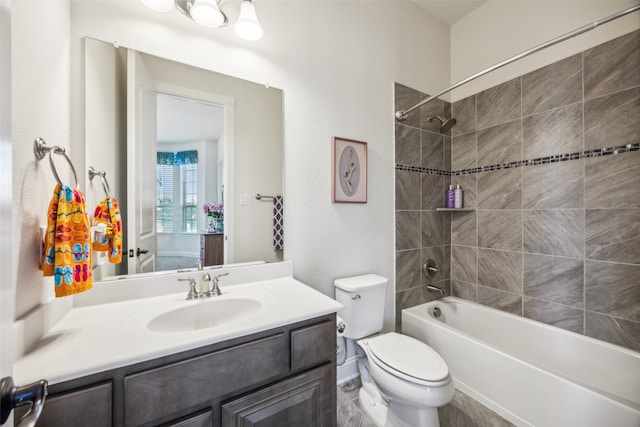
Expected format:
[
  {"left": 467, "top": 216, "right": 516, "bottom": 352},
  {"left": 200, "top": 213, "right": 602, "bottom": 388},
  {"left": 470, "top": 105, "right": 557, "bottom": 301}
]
[
  {"left": 334, "top": 275, "right": 454, "bottom": 427},
  {"left": 358, "top": 333, "right": 454, "bottom": 427}
]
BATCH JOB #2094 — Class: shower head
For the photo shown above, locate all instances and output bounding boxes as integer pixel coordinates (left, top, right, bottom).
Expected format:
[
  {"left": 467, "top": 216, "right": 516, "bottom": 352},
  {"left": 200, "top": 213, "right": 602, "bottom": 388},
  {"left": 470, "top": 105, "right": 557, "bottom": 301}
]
[{"left": 428, "top": 115, "right": 457, "bottom": 133}]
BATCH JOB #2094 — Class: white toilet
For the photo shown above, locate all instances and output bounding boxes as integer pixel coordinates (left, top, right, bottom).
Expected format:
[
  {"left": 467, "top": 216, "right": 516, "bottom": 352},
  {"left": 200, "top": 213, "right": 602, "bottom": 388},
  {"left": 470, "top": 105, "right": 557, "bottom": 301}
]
[{"left": 335, "top": 274, "right": 454, "bottom": 427}]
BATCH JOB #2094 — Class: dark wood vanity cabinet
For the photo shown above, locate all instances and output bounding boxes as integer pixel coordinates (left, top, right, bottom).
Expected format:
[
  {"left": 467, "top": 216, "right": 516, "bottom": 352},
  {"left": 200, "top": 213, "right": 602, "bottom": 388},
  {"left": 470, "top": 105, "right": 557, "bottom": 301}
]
[
  {"left": 17, "top": 382, "right": 113, "bottom": 427},
  {"left": 221, "top": 364, "right": 333, "bottom": 427},
  {"left": 23, "top": 315, "right": 336, "bottom": 427},
  {"left": 200, "top": 233, "right": 223, "bottom": 266}
]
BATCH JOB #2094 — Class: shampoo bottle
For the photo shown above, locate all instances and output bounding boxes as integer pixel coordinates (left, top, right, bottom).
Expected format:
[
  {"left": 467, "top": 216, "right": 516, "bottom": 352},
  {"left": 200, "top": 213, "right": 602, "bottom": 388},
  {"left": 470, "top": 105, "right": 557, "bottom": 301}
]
[
  {"left": 454, "top": 184, "right": 463, "bottom": 208},
  {"left": 446, "top": 185, "right": 455, "bottom": 208}
]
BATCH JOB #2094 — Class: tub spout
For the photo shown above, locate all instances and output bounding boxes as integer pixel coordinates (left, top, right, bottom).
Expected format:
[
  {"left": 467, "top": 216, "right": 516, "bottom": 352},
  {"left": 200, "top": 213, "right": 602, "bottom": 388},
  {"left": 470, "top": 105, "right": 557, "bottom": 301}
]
[{"left": 426, "top": 285, "right": 444, "bottom": 295}]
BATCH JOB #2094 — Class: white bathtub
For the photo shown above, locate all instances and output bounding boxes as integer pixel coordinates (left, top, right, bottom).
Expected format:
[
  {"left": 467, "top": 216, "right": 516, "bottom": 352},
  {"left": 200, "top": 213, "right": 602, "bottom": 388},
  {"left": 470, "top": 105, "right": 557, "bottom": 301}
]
[{"left": 402, "top": 297, "right": 640, "bottom": 427}]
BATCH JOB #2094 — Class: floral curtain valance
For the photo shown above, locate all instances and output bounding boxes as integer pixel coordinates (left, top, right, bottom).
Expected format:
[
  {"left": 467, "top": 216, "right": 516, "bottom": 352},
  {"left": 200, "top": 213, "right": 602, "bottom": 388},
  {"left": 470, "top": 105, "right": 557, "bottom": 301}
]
[
  {"left": 176, "top": 150, "right": 198, "bottom": 165},
  {"left": 157, "top": 152, "right": 175, "bottom": 165},
  {"left": 157, "top": 150, "right": 198, "bottom": 165}
]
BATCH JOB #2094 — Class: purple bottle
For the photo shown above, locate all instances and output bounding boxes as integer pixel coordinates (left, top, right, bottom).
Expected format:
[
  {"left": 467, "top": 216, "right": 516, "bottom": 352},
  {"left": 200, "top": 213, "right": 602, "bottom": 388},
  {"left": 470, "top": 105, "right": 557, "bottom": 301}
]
[{"left": 446, "top": 185, "right": 455, "bottom": 208}]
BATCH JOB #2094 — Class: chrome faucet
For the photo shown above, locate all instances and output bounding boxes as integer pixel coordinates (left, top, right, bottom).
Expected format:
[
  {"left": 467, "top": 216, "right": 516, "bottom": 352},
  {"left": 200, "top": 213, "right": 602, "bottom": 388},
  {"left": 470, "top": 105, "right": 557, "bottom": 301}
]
[
  {"left": 201, "top": 273, "right": 212, "bottom": 298},
  {"left": 210, "top": 272, "right": 228, "bottom": 296},
  {"left": 180, "top": 273, "right": 228, "bottom": 300}
]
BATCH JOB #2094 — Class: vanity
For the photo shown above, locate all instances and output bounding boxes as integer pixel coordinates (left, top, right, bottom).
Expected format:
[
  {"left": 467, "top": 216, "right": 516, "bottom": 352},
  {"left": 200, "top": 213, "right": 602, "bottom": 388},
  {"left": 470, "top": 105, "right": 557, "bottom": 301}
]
[{"left": 12, "top": 262, "right": 342, "bottom": 426}]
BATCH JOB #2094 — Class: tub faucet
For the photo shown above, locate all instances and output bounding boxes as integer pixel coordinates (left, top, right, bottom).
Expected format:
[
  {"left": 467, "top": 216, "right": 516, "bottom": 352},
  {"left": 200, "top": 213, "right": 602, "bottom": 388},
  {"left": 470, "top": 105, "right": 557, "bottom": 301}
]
[{"left": 427, "top": 284, "right": 445, "bottom": 295}]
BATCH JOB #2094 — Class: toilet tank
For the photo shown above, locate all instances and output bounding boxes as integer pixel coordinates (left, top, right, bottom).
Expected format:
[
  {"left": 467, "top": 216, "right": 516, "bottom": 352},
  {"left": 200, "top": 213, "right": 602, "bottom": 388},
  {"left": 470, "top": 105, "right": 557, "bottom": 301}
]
[{"left": 334, "top": 274, "right": 387, "bottom": 339}]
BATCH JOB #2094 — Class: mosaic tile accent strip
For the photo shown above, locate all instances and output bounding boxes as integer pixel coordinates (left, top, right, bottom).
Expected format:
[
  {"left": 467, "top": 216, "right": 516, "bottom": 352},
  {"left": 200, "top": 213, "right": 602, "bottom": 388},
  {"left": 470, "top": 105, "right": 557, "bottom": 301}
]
[
  {"left": 394, "top": 164, "right": 451, "bottom": 176},
  {"left": 395, "top": 143, "right": 639, "bottom": 177}
]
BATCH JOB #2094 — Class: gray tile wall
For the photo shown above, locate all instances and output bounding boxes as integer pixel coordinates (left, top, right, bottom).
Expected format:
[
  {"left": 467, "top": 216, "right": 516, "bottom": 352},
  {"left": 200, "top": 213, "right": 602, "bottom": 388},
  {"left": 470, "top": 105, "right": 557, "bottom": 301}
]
[
  {"left": 448, "top": 29, "right": 640, "bottom": 351},
  {"left": 395, "top": 83, "right": 453, "bottom": 330},
  {"left": 394, "top": 30, "right": 639, "bottom": 351}
]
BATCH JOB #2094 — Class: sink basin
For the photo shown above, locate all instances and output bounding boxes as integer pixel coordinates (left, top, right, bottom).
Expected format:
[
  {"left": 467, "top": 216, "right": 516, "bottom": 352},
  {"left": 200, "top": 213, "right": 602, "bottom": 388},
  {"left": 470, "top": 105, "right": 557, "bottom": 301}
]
[{"left": 147, "top": 298, "right": 262, "bottom": 333}]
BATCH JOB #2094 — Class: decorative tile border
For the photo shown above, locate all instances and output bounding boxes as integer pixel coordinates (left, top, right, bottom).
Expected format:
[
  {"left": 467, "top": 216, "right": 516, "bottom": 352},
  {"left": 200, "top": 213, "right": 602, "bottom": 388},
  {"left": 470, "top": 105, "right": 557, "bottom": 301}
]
[
  {"left": 395, "top": 143, "right": 639, "bottom": 177},
  {"left": 394, "top": 164, "right": 451, "bottom": 176}
]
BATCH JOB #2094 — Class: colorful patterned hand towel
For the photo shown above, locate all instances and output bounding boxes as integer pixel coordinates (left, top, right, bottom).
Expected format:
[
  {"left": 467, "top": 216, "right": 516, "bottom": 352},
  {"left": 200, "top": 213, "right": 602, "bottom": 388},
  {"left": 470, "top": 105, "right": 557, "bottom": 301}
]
[
  {"left": 41, "top": 184, "right": 93, "bottom": 297},
  {"left": 92, "top": 196, "right": 123, "bottom": 263}
]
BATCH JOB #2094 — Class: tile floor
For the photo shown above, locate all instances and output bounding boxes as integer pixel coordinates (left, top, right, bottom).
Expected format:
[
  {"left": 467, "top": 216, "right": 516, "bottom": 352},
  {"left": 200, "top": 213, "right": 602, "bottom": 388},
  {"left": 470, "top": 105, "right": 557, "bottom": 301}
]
[
  {"left": 337, "top": 376, "right": 514, "bottom": 427},
  {"left": 337, "top": 377, "right": 376, "bottom": 427}
]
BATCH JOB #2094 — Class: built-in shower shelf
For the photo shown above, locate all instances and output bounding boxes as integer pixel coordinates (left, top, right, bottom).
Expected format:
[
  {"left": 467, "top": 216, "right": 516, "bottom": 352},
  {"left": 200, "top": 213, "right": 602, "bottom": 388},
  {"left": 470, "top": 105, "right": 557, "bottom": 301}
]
[{"left": 436, "top": 208, "right": 475, "bottom": 212}]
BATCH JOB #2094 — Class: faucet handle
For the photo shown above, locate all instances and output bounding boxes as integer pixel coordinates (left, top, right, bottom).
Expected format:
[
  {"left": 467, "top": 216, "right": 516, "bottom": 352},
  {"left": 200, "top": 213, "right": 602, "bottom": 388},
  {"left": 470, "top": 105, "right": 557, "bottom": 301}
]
[
  {"left": 178, "top": 278, "right": 198, "bottom": 300},
  {"left": 210, "top": 272, "right": 228, "bottom": 296}
]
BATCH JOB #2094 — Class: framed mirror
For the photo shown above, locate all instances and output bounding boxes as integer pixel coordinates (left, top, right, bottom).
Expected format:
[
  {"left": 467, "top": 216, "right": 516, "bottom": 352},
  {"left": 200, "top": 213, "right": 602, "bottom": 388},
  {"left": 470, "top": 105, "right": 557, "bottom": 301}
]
[{"left": 84, "top": 38, "right": 283, "bottom": 282}]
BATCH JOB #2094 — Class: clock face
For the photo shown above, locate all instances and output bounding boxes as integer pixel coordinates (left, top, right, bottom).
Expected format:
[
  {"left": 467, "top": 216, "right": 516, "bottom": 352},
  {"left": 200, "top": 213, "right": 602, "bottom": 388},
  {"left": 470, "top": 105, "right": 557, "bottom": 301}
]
[{"left": 338, "top": 146, "right": 360, "bottom": 197}]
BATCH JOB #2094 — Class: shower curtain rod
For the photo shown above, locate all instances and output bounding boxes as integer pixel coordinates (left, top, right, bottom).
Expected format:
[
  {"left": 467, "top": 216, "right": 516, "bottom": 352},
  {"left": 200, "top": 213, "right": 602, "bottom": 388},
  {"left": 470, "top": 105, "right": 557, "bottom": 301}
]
[{"left": 395, "top": 5, "right": 640, "bottom": 121}]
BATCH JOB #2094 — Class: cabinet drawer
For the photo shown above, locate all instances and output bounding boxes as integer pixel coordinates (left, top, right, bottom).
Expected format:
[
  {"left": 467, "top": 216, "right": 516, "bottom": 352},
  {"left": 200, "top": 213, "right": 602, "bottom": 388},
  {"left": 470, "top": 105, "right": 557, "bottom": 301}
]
[
  {"left": 291, "top": 321, "right": 334, "bottom": 371},
  {"left": 31, "top": 382, "right": 112, "bottom": 427},
  {"left": 124, "top": 334, "right": 286, "bottom": 426}
]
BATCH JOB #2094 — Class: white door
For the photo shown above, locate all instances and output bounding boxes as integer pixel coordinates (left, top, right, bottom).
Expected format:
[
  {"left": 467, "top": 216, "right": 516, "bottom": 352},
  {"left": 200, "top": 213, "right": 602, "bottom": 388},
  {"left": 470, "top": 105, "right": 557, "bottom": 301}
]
[
  {"left": 127, "top": 50, "right": 157, "bottom": 274},
  {"left": 0, "top": 3, "right": 15, "bottom": 422}
]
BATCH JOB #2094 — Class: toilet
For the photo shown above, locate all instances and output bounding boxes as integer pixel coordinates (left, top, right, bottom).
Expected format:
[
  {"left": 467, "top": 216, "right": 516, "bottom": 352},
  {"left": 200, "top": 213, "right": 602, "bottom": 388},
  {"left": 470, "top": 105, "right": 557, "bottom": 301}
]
[{"left": 335, "top": 274, "right": 454, "bottom": 427}]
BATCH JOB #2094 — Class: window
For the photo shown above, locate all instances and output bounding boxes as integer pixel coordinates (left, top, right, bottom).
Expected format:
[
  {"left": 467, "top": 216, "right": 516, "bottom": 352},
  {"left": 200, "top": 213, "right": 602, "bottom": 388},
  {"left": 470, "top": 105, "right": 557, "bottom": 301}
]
[
  {"left": 181, "top": 163, "right": 198, "bottom": 233},
  {"left": 156, "top": 150, "right": 198, "bottom": 234},
  {"left": 156, "top": 163, "right": 174, "bottom": 233}
]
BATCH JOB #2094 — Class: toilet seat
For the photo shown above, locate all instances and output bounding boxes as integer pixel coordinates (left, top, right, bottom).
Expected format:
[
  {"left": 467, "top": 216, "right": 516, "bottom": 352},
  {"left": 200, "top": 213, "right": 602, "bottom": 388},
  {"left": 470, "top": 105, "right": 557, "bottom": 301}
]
[{"left": 365, "top": 332, "right": 450, "bottom": 387}]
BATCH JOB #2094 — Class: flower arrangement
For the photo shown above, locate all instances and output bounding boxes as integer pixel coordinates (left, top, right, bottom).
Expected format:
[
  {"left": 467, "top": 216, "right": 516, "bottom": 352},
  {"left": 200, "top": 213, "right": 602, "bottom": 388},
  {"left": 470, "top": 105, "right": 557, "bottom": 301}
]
[{"left": 203, "top": 202, "right": 224, "bottom": 218}]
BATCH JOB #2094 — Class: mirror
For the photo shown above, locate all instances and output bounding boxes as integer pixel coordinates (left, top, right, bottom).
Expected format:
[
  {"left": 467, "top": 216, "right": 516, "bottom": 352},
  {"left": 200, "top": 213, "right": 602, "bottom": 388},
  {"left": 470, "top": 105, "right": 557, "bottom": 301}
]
[{"left": 84, "top": 38, "right": 283, "bottom": 282}]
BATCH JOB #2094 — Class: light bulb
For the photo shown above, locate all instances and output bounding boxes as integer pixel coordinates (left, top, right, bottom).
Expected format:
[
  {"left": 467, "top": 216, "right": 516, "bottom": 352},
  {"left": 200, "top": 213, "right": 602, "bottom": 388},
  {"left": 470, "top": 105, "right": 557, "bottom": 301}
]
[
  {"left": 190, "top": 0, "right": 226, "bottom": 28},
  {"left": 140, "top": 0, "right": 175, "bottom": 12},
  {"left": 234, "top": 0, "right": 264, "bottom": 41}
]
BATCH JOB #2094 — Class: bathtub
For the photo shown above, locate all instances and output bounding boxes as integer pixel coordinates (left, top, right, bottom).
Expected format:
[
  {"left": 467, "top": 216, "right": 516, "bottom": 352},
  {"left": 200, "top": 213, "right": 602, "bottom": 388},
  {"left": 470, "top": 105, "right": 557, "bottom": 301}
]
[{"left": 402, "top": 297, "right": 640, "bottom": 427}]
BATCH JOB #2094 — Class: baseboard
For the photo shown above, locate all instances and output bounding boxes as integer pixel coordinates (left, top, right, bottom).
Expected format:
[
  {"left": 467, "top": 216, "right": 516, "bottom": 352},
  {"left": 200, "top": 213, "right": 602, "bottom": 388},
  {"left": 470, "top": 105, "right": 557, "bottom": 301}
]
[{"left": 337, "top": 355, "right": 359, "bottom": 385}]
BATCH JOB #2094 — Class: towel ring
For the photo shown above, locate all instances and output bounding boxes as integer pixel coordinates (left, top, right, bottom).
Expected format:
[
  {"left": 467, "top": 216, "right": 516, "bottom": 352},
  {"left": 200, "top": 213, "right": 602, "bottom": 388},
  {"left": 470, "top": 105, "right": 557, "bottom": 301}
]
[
  {"left": 88, "top": 166, "right": 112, "bottom": 197},
  {"left": 34, "top": 138, "right": 79, "bottom": 189}
]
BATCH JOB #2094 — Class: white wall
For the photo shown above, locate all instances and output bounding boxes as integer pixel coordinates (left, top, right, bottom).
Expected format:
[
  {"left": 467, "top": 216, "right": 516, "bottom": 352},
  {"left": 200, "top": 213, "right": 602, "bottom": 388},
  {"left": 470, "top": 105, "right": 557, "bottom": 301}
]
[
  {"left": 7, "top": 0, "right": 637, "bottom": 381},
  {"left": 10, "top": 0, "right": 450, "bottom": 349},
  {"left": 11, "top": 0, "right": 74, "bottom": 322},
  {"left": 449, "top": 0, "right": 640, "bottom": 101},
  {"left": 67, "top": 0, "right": 451, "bottom": 331}
]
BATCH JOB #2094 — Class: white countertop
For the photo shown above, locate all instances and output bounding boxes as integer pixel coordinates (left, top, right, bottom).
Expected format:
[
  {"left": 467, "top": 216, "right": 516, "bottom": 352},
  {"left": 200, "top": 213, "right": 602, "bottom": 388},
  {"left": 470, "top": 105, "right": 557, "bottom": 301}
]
[{"left": 13, "top": 275, "right": 342, "bottom": 385}]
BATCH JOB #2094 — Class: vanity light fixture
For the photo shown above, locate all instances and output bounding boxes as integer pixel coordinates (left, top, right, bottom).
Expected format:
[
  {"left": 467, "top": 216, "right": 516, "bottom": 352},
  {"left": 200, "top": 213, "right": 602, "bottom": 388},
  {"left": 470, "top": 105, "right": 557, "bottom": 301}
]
[
  {"left": 234, "top": 0, "right": 264, "bottom": 41},
  {"left": 140, "top": 0, "right": 263, "bottom": 41}
]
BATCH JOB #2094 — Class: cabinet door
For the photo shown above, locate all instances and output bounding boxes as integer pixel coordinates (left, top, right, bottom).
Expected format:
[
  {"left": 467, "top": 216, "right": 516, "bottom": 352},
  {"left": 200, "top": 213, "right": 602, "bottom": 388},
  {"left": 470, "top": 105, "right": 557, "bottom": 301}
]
[
  {"left": 221, "top": 364, "right": 335, "bottom": 427},
  {"left": 161, "top": 410, "right": 212, "bottom": 427},
  {"left": 15, "top": 382, "right": 112, "bottom": 427}
]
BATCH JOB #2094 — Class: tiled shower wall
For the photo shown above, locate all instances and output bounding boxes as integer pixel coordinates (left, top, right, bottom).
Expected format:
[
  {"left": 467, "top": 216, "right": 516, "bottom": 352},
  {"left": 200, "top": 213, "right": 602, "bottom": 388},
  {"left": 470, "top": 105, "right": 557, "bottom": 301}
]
[
  {"left": 394, "top": 84, "right": 453, "bottom": 330},
  {"left": 394, "top": 29, "right": 639, "bottom": 351}
]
